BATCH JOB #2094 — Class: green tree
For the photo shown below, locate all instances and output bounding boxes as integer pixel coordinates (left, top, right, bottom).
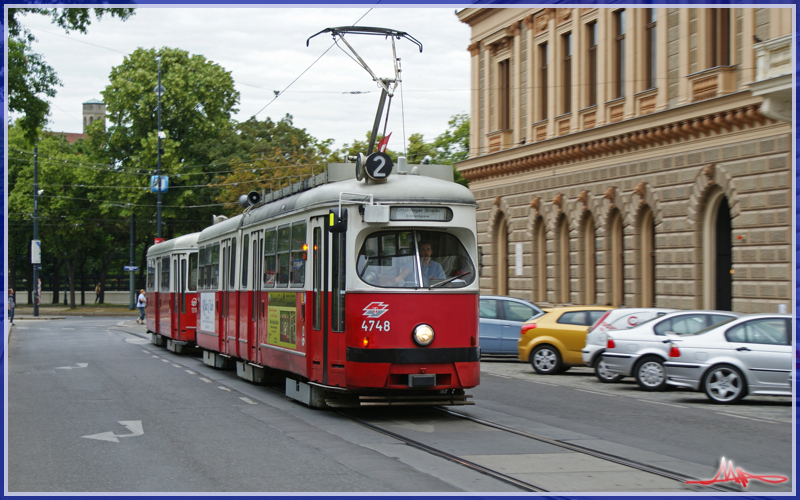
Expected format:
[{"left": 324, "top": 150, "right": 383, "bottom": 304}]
[
  {"left": 87, "top": 46, "right": 241, "bottom": 234},
  {"left": 8, "top": 8, "right": 135, "bottom": 143},
  {"left": 432, "top": 113, "right": 470, "bottom": 186}
]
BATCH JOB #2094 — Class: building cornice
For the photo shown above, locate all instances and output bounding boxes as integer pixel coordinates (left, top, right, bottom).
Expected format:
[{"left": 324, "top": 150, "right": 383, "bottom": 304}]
[{"left": 458, "top": 101, "right": 772, "bottom": 183}]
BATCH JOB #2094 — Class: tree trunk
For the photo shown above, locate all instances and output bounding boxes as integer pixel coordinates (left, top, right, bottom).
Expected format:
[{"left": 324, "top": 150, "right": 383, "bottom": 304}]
[
  {"left": 52, "top": 256, "right": 63, "bottom": 304},
  {"left": 66, "top": 258, "right": 77, "bottom": 309},
  {"left": 78, "top": 253, "right": 87, "bottom": 305},
  {"left": 9, "top": 257, "right": 17, "bottom": 297},
  {"left": 98, "top": 252, "right": 114, "bottom": 305}
]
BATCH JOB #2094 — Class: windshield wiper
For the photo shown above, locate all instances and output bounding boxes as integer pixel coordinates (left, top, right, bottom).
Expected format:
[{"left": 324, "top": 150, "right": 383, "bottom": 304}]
[{"left": 429, "top": 270, "right": 471, "bottom": 289}]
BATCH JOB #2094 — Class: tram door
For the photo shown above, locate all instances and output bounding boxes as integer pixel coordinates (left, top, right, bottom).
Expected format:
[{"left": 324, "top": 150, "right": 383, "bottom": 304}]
[
  {"left": 310, "top": 217, "right": 347, "bottom": 387},
  {"left": 249, "top": 231, "right": 264, "bottom": 363},
  {"left": 171, "top": 254, "right": 180, "bottom": 340},
  {"left": 221, "top": 238, "right": 237, "bottom": 356}
]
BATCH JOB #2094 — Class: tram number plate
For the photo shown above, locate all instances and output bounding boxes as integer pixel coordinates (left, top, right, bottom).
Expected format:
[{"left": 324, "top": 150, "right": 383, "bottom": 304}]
[{"left": 362, "top": 320, "right": 391, "bottom": 332}]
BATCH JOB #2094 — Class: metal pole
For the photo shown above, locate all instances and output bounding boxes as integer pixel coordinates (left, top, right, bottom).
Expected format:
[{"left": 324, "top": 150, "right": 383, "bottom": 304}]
[
  {"left": 129, "top": 213, "right": 136, "bottom": 310},
  {"left": 33, "top": 146, "right": 39, "bottom": 317},
  {"left": 367, "top": 83, "right": 389, "bottom": 156},
  {"left": 156, "top": 57, "right": 163, "bottom": 240}
]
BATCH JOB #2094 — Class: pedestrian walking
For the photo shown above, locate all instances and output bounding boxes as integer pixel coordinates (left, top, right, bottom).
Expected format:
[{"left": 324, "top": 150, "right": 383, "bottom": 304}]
[
  {"left": 136, "top": 289, "right": 147, "bottom": 325},
  {"left": 8, "top": 289, "right": 15, "bottom": 325},
  {"left": 94, "top": 283, "right": 101, "bottom": 303}
]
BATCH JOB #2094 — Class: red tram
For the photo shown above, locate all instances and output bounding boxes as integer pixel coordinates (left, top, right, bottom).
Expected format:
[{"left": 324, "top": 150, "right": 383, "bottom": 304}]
[
  {"left": 145, "top": 232, "right": 200, "bottom": 353},
  {"left": 147, "top": 162, "right": 481, "bottom": 407}
]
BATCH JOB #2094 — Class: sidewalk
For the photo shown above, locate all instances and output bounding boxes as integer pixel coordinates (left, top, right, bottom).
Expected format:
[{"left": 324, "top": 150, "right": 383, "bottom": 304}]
[{"left": 13, "top": 304, "right": 140, "bottom": 319}]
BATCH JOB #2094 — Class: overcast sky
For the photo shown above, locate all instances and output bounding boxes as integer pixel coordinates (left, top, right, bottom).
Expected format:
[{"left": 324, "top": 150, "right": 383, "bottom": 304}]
[{"left": 12, "top": 6, "right": 473, "bottom": 153}]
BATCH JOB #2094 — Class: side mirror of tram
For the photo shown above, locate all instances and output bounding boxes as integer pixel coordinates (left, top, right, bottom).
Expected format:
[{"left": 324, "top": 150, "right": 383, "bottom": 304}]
[{"left": 328, "top": 208, "right": 348, "bottom": 233}]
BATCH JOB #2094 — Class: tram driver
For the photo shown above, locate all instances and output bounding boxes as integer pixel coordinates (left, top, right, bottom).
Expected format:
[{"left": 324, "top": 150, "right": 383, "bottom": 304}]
[{"left": 393, "top": 241, "right": 445, "bottom": 287}]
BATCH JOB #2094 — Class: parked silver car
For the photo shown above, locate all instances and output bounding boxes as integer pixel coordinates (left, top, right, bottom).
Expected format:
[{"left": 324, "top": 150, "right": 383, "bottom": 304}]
[
  {"left": 582, "top": 308, "right": 676, "bottom": 382},
  {"left": 601, "top": 310, "right": 742, "bottom": 391},
  {"left": 664, "top": 314, "right": 792, "bottom": 403},
  {"left": 479, "top": 296, "right": 545, "bottom": 355}
]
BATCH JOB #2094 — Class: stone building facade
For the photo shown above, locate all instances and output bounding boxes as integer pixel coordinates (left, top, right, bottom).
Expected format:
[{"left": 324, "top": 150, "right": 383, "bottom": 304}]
[{"left": 455, "top": 7, "right": 793, "bottom": 313}]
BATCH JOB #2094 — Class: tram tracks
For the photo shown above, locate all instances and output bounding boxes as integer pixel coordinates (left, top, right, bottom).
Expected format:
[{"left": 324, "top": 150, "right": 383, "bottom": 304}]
[{"left": 337, "top": 407, "right": 742, "bottom": 493}]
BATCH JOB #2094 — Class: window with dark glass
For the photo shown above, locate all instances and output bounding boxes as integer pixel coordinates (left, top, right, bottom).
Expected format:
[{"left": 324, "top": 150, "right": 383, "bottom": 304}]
[
  {"left": 709, "top": 9, "right": 730, "bottom": 67},
  {"left": 181, "top": 259, "right": 187, "bottom": 313},
  {"left": 211, "top": 243, "right": 220, "bottom": 289},
  {"left": 313, "top": 227, "right": 321, "bottom": 331},
  {"left": 160, "top": 256, "right": 170, "bottom": 291},
  {"left": 498, "top": 59, "right": 510, "bottom": 130},
  {"left": 331, "top": 232, "right": 346, "bottom": 332},
  {"left": 357, "top": 230, "right": 476, "bottom": 289},
  {"left": 146, "top": 259, "right": 156, "bottom": 291},
  {"left": 241, "top": 234, "right": 249, "bottom": 288},
  {"left": 277, "top": 225, "right": 291, "bottom": 287},
  {"left": 645, "top": 9, "right": 657, "bottom": 89},
  {"left": 587, "top": 22, "right": 597, "bottom": 106},
  {"left": 539, "top": 43, "right": 548, "bottom": 120},
  {"left": 229, "top": 238, "right": 236, "bottom": 289},
  {"left": 291, "top": 221, "right": 307, "bottom": 287},
  {"left": 188, "top": 252, "right": 198, "bottom": 291},
  {"left": 562, "top": 32, "right": 572, "bottom": 113},
  {"left": 615, "top": 10, "right": 626, "bottom": 98},
  {"left": 263, "top": 229, "right": 276, "bottom": 287}
]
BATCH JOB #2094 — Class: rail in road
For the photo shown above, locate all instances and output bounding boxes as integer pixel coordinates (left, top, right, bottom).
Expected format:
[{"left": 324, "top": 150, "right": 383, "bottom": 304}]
[{"left": 337, "top": 408, "right": 740, "bottom": 493}]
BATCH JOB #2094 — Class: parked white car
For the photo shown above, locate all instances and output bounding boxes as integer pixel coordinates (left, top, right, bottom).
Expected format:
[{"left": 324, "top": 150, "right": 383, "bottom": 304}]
[
  {"left": 582, "top": 308, "right": 676, "bottom": 383},
  {"left": 664, "top": 314, "right": 792, "bottom": 403},
  {"left": 601, "top": 310, "right": 742, "bottom": 391}
]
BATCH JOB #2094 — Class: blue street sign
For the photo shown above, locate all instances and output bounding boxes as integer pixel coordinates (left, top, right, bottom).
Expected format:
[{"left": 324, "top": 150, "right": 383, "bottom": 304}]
[
  {"left": 123, "top": 266, "right": 139, "bottom": 271},
  {"left": 150, "top": 175, "right": 169, "bottom": 193}
]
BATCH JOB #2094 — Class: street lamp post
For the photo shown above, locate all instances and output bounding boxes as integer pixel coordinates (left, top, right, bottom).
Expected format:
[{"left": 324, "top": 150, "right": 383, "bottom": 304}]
[
  {"left": 33, "top": 146, "right": 40, "bottom": 317},
  {"left": 155, "top": 56, "right": 165, "bottom": 241}
]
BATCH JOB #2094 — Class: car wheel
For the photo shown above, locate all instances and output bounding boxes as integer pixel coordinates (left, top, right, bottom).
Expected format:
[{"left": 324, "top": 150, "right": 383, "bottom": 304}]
[
  {"left": 530, "top": 345, "right": 562, "bottom": 375},
  {"left": 634, "top": 357, "right": 667, "bottom": 391},
  {"left": 703, "top": 364, "right": 747, "bottom": 404},
  {"left": 595, "top": 359, "right": 624, "bottom": 383}
]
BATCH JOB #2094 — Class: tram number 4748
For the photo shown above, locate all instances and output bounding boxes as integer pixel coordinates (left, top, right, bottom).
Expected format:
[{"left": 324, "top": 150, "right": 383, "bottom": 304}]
[{"left": 362, "top": 320, "right": 391, "bottom": 332}]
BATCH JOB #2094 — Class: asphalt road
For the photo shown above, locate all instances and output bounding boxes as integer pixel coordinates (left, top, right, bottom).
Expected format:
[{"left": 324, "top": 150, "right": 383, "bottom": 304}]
[{"left": 5, "top": 318, "right": 794, "bottom": 493}]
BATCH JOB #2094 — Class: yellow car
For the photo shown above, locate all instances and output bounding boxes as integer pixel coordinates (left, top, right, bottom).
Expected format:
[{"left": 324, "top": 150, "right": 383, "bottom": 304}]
[{"left": 518, "top": 306, "right": 614, "bottom": 374}]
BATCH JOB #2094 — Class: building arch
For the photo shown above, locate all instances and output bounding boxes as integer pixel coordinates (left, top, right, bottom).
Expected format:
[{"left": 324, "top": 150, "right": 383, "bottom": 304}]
[
  {"left": 578, "top": 210, "right": 597, "bottom": 305},
  {"left": 606, "top": 207, "right": 625, "bottom": 307},
  {"left": 488, "top": 197, "right": 513, "bottom": 296},
  {"left": 528, "top": 213, "right": 548, "bottom": 303},
  {"left": 554, "top": 213, "right": 570, "bottom": 304},
  {"left": 701, "top": 186, "right": 733, "bottom": 310}
]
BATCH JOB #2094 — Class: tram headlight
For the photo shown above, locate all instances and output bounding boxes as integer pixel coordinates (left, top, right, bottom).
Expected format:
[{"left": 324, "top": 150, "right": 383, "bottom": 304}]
[{"left": 412, "top": 324, "right": 434, "bottom": 347}]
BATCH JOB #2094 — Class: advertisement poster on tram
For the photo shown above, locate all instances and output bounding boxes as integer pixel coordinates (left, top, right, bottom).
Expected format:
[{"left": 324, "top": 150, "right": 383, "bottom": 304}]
[
  {"left": 267, "top": 293, "right": 297, "bottom": 349},
  {"left": 200, "top": 292, "right": 215, "bottom": 332}
]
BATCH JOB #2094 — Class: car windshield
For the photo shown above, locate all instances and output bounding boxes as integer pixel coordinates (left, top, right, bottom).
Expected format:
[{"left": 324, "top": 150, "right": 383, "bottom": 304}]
[{"left": 357, "top": 230, "right": 476, "bottom": 289}]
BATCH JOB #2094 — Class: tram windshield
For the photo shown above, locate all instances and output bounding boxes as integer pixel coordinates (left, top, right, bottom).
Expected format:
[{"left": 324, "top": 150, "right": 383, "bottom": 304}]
[{"left": 357, "top": 230, "right": 476, "bottom": 289}]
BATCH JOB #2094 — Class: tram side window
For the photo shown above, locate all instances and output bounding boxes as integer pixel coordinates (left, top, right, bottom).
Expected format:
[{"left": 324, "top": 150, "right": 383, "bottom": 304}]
[
  {"left": 197, "top": 247, "right": 206, "bottom": 288},
  {"left": 229, "top": 238, "right": 237, "bottom": 289},
  {"left": 188, "top": 252, "right": 198, "bottom": 291},
  {"left": 263, "top": 229, "right": 276, "bottom": 287},
  {"left": 241, "top": 235, "right": 249, "bottom": 288},
  {"left": 211, "top": 243, "right": 220, "bottom": 289},
  {"left": 160, "top": 256, "right": 170, "bottom": 291},
  {"left": 291, "top": 221, "right": 307, "bottom": 287},
  {"left": 277, "top": 225, "right": 291, "bottom": 287},
  {"left": 332, "top": 232, "right": 346, "bottom": 332},
  {"left": 146, "top": 259, "right": 156, "bottom": 291}
]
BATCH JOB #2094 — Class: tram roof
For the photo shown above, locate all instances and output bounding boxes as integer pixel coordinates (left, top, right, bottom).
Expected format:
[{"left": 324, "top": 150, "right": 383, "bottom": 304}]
[
  {"left": 242, "top": 172, "right": 476, "bottom": 228},
  {"left": 146, "top": 231, "right": 200, "bottom": 257},
  {"left": 196, "top": 214, "right": 244, "bottom": 244}
]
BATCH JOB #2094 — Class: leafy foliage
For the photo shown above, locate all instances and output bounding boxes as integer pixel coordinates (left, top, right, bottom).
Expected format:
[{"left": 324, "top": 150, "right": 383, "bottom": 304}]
[{"left": 8, "top": 8, "right": 135, "bottom": 143}]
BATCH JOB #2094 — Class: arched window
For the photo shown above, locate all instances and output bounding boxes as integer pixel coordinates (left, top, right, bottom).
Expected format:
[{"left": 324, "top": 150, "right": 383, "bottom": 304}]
[
  {"left": 555, "top": 214, "right": 570, "bottom": 304},
  {"left": 608, "top": 209, "right": 624, "bottom": 306},
  {"left": 580, "top": 212, "right": 596, "bottom": 305},
  {"left": 493, "top": 214, "right": 508, "bottom": 295},
  {"left": 702, "top": 189, "right": 732, "bottom": 310},
  {"left": 532, "top": 216, "right": 547, "bottom": 303},
  {"left": 638, "top": 206, "right": 655, "bottom": 307}
]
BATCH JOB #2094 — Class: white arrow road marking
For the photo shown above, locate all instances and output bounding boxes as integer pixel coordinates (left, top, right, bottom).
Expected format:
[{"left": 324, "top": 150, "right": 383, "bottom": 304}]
[
  {"left": 55, "top": 363, "right": 89, "bottom": 370},
  {"left": 82, "top": 421, "right": 144, "bottom": 443}
]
